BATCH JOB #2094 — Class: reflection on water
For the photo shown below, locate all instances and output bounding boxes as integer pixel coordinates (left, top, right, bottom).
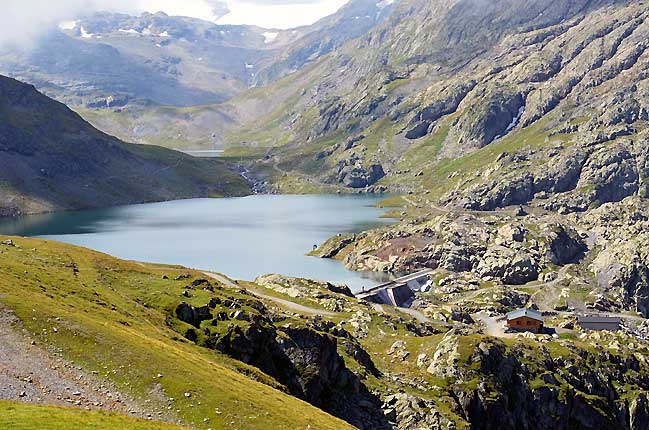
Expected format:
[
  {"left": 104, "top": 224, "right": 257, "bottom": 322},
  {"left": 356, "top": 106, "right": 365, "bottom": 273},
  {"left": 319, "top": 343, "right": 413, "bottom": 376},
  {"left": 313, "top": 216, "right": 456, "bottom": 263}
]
[{"left": 0, "top": 195, "right": 396, "bottom": 292}]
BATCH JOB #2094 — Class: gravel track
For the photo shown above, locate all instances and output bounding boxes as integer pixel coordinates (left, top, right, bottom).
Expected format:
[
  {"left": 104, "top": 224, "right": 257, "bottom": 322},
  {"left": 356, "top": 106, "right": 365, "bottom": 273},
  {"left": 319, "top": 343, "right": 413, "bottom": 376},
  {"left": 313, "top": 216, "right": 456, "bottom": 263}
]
[{"left": 0, "top": 304, "right": 176, "bottom": 423}]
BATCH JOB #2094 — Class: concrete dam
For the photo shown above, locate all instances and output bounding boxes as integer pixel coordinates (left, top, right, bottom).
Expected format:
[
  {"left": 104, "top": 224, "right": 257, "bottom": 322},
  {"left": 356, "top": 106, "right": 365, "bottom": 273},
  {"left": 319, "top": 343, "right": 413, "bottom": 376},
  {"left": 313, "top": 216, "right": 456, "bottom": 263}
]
[{"left": 355, "top": 269, "right": 433, "bottom": 307}]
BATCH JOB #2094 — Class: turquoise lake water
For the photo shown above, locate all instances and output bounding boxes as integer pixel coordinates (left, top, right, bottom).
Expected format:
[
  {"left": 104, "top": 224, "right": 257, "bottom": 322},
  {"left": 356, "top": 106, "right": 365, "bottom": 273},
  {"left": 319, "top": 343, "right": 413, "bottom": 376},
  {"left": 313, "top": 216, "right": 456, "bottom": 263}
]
[{"left": 0, "top": 194, "right": 395, "bottom": 291}]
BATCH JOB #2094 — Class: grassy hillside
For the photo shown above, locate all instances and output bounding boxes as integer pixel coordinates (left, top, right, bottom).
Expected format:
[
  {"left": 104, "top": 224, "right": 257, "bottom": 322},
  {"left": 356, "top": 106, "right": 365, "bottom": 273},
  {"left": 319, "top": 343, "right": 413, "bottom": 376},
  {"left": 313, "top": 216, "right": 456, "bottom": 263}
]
[
  {"left": 0, "top": 75, "right": 250, "bottom": 217},
  {"left": 0, "top": 401, "right": 188, "bottom": 430},
  {"left": 76, "top": 105, "right": 238, "bottom": 150},
  {"left": 2, "top": 235, "right": 648, "bottom": 429},
  {"left": 0, "top": 236, "right": 349, "bottom": 430}
]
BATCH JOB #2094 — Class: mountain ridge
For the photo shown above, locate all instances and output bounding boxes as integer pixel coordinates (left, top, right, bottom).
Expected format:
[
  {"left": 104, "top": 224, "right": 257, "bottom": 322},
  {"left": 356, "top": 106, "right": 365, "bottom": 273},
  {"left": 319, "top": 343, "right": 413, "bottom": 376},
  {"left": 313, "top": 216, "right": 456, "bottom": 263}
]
[{"left": 0, "top": 74, "right": 249, "bottom": 216}]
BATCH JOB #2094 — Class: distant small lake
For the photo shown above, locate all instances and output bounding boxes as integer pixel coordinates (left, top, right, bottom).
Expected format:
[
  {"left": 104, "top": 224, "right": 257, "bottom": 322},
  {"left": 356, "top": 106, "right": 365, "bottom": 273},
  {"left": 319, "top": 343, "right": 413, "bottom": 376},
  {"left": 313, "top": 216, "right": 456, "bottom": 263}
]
[
  {"left": 180, "top": 150, "right": 225, "bottom": 157},
  {"left": 0, "top": 195, "right": 395, "bottom": 292}
]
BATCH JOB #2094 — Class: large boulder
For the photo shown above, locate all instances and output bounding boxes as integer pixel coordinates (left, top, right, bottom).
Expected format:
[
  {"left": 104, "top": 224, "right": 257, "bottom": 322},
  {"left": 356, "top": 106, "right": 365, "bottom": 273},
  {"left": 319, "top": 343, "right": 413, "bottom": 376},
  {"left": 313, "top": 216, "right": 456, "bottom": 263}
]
[
  {"left": 542, "top": 223, "right": 587, "bottom": 265},
  {"left": 338, "top": 163, "right": 385, "bottom": 188},
  {"left": 175, "top": 302, "right": 212, "bottom": 328},
  {"left": 382, "top": 392, "right": 452, "bottom": 430},
  {"left": 476, "top": 246, "right": 539, "bottom": 285},
  {"left": 497, "top": 223, "right": 526, "bottom": 243},
  {"left": 427, "top": 330, "right": 461, "bottom": 379}
]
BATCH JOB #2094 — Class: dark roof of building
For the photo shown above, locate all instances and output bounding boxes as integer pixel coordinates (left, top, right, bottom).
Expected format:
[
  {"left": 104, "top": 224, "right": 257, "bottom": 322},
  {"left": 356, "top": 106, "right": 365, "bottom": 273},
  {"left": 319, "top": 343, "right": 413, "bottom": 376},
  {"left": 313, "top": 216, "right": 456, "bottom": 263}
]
[
  {"left": 577, "top": 315, "right": 622, "bottom": 324},
  {"left": 506, "top": 308, "right": 543, "bottom": 322}
]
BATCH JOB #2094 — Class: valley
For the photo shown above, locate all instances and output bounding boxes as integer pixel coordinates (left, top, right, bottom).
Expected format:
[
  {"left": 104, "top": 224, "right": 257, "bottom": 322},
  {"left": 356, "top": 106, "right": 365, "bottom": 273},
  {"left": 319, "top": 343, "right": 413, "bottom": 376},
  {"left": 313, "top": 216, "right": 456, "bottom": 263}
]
[
  {"left": 0, "top": 75, "right": 250, "bottom": 217},
  {"left": 1, "top": 0, "right": 649, "bottom": 429}
]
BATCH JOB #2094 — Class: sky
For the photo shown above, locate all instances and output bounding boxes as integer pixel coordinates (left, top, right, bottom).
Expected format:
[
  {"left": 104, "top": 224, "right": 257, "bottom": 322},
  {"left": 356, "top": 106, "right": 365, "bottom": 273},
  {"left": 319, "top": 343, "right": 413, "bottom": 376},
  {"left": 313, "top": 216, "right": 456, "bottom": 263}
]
[
  {"left": 217, "top": 0, "right": 350, "bottom": 28},
  {"left": 0, "top": 0, "right": 350, "bottom": 49}
]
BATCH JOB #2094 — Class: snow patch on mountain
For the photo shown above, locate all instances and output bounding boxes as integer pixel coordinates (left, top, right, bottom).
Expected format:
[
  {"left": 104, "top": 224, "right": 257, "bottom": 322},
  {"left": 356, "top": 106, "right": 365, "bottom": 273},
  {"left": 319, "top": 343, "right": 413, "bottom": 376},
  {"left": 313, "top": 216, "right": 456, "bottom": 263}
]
[
  {"left": 377, "top": 0, "right": 395, "bottom": 9},
  {"left": 58, "top": 20, "right": 78, "bottom": 31},
  {"left": 80, "top": 27, "right": 94, "bottom": 39},
  {"left": 262, "top": 32, "right": 278, "bottom": 44}
]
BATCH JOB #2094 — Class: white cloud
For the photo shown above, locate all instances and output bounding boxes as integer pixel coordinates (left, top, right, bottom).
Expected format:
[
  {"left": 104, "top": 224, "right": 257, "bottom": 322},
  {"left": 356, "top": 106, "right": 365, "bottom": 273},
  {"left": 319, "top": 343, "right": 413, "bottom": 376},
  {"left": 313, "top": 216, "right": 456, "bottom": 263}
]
[
  {"left": 135, "top": 0, "right": 223, "bottom": 22},
  {"left": 218, "top": 0, "right": 350, "bottom": 29},
  {"left": 0, "top": 0, "right": 349, "bottom": 48}
]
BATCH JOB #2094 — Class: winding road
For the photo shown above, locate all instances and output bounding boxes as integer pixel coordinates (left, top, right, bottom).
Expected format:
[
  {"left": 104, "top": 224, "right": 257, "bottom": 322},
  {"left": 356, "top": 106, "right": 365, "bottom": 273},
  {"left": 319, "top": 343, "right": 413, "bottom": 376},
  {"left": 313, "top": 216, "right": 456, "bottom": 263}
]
[{"left": 203, "top": 272, "right": 336, "bottom": 316}]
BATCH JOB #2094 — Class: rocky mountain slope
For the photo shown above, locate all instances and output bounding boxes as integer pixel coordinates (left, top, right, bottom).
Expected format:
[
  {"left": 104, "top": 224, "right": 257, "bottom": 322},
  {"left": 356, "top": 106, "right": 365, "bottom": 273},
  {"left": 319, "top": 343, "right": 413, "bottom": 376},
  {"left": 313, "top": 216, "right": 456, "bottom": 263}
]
[
  {"left": 3, "top": 2, "right": 649, "bottom": 428},
  {"left": 220, "top": 0, "right": 647, "bottom": 193},
  {"left": 0, "top": 1, "right": 396, "bottom": 149},
  {"left": 206, "top": 0, "right": 649, "bottom": 323},
  {"left": 252, "top": 0, "right": 398, "bottom": 86},
  {"left": 0, "top": 11, "right": 294, "bottom": 108},
  {"left": 0, "top": 75, "right": 249, "bottom": 217},
  {"left": 210, "top": 6, "right": 649, "bottom": 426},
  {"left": 1, "top": 236, "right": 648, "bottom": 430}
]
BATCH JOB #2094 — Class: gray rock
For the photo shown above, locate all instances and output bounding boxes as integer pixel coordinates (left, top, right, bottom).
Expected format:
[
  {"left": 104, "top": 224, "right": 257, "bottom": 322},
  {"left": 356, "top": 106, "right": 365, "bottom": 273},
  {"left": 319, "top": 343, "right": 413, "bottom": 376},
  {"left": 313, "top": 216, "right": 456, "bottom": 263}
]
[
  {"left": 476, "top": 247, "right": 539, "bottom": 285},
  {"left": 175, "top": 303, "right": 212, "bottom": 328},
  {"left": 338, "top": 163, "right": 385, "bottom": 188}
]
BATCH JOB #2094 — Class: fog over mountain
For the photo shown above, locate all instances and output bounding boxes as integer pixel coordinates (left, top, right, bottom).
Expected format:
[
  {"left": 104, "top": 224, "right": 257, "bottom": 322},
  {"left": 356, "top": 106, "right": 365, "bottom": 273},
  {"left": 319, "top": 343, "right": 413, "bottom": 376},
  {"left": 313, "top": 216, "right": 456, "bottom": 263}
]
[
  {"left": 0, "top": 0, "right": 394, "bottom": 135},
  {"left": 1, "top": 0, "right": 134, "bottom": 47}
]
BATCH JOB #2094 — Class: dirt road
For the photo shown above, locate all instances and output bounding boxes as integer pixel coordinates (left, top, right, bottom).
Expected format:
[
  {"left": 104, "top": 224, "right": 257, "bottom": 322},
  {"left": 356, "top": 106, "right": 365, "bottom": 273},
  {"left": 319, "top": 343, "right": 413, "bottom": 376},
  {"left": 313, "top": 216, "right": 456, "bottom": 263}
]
[{"left": 203, "top": 272, "right": 336, "bottom": 316}]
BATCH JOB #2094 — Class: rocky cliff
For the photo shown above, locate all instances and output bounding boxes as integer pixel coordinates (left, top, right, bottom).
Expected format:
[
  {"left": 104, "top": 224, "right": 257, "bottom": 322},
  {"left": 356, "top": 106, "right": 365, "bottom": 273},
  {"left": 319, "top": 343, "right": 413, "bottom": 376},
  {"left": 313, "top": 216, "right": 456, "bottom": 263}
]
[
  {"left": 166, "top": 272, "right": 649, "bottom": 430},
  {"left": 222, "top": 0, "right": 649, "bottom": 199},
  {"left": 1, "top": 236, "right": 648, "bottom": 430}
]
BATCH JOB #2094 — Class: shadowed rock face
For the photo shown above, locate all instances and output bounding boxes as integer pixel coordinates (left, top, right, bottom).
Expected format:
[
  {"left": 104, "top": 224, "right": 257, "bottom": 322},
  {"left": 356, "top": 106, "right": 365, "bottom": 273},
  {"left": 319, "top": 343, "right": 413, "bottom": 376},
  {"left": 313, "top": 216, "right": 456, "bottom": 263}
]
[
  {"left": 0, "top": 75, "right": 248, "bottom": 216},
  {"left": 175, "top": 303, "right": 212, "bottom": 328},
  {"left": 410, "top": 332, "right": 649, "bottom": 430},
  {"left": 449, "top": 338, "right": 637, "bottom": 430},
  {"left": 338, "top": 163, "right": 386, "bottom": 188},
  {"left": 405, "top": 81, "right": 477, "bottom": 140},
  {"left": 171, "top": 294, "right": 391, "bottom": 429}
]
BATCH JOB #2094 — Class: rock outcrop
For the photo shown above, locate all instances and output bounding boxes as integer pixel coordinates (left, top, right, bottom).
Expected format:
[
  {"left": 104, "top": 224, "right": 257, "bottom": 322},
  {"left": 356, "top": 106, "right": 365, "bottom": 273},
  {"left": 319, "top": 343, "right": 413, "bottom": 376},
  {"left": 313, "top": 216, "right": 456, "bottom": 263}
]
[
  {"left": 331, "top": 212, "right": 586, "bottom": 287},
  {"left": 175, "top": 302, "right": 212, "bottom": 328},
  {"left": 170, "top": 293, "right": 389, "bottom": 429},
  {"left": 430, "top": 334, "right": 649, "bottom": 430},
  {"left": 338, "top": 163, "right": 386, "bottom": 188},
  {"left": 586, "top": 199, "right": 649, "bottom": 317}
]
